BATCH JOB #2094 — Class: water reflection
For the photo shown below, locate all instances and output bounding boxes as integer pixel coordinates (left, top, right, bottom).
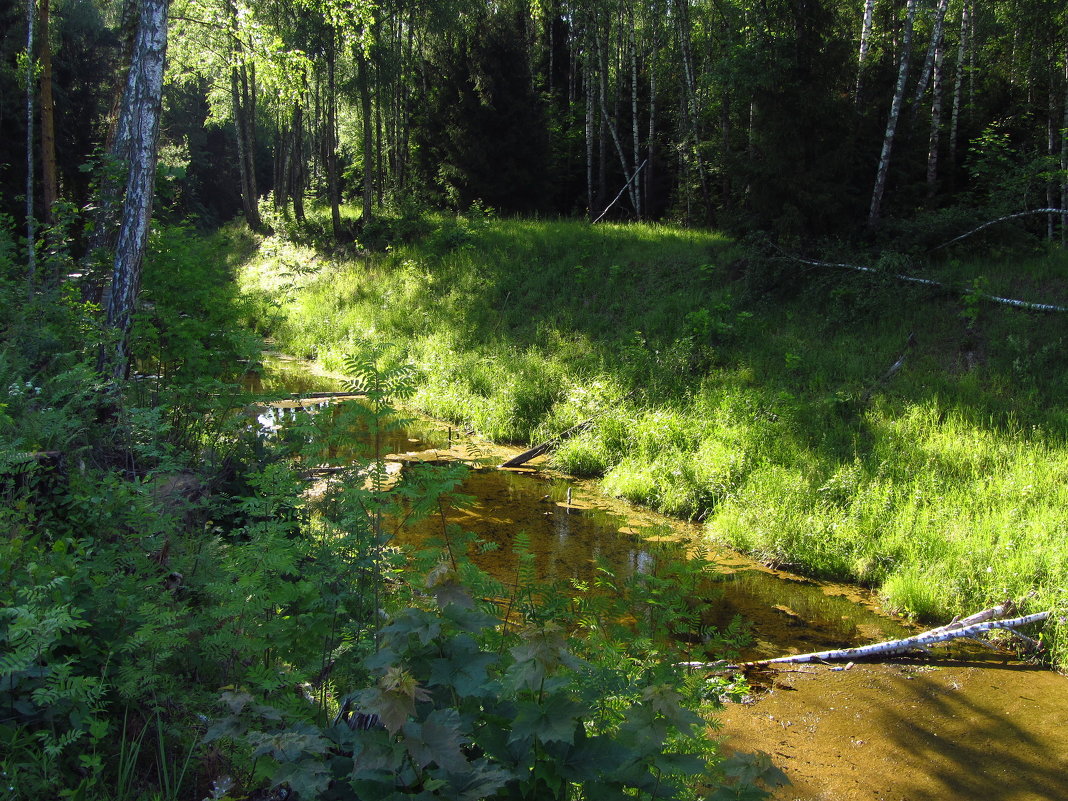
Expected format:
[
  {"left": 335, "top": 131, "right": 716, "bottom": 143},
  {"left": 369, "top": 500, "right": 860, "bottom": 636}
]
[{"left": 250, "top": 364, "right": 912, "bottom": 661}]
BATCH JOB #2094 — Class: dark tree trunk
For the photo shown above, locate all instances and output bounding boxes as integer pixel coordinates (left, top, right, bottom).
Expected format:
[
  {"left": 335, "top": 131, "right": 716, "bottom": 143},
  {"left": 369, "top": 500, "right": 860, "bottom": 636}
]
[
  {"left": 24, "top": 0, "right": 36, "bottom": 285},
  {"left": 39, "top": 0, "right": 58, "bottom": 226}
]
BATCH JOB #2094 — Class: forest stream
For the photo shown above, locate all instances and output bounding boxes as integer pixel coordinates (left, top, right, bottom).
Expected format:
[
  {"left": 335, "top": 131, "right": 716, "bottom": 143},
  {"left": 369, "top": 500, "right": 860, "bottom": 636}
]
[{"left": 249, "top": 360, "right": 1068, "bottom": 801}]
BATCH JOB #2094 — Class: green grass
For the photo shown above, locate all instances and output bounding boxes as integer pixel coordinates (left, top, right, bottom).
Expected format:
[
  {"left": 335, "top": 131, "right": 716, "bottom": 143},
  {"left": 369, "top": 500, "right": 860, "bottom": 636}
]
[{"left": 233, "top": 205, "right": 1068, "bottom": 666}]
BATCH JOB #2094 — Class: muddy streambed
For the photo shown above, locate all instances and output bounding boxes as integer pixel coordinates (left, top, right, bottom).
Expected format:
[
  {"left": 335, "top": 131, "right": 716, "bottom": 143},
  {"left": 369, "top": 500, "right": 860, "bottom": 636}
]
[{"left": 250, "top": 362, "right": 1068, "bottom": 801}]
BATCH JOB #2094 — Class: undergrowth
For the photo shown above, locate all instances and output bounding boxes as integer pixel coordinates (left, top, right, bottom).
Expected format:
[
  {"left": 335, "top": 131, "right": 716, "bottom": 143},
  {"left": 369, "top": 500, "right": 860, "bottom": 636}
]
[
  {"left": 236, "top": 204, "right": 1068, "bottom": 668},
  {"left": 2, "top": 215, "right": 780, "bottom": 798}
]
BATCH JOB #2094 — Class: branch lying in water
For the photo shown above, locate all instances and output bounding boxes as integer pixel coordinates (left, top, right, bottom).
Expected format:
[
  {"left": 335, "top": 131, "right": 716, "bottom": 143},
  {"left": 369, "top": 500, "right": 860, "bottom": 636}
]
[{"left": 681, "top": 605, "right": 1051, "bottom": 670}]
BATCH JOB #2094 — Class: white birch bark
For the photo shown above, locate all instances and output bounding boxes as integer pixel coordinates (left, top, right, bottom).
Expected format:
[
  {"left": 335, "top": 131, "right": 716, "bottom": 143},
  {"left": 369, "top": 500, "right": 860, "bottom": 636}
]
[
  {"left": 856, "top": 0, "right": 876, "bottom": 103},
  {"left": 948, "top": 2, "right": 967, "bottom": 168},
  {"left": 868, "top": 0, "right": 918, "bottom": 228},
  {"left": 926, "top": 8, "right": 945, "bottom": 195},
  {"left": 104, "top": 0, "right": 169, "bottom": 380},
  {"left": 913, "top": 0, "right": 950, "bottom": 104}
]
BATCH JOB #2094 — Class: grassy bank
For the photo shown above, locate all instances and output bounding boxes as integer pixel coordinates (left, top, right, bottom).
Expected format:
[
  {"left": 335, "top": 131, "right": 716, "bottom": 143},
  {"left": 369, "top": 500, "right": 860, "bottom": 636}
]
[{"left": 234, "top": 209, "right": 1068, "bottom": 665}]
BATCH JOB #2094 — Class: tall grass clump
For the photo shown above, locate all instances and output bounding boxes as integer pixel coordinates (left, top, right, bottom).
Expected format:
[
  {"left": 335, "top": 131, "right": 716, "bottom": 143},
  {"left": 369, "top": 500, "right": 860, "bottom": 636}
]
[{"left": 234, "top": 208, "right": 1068, "bottom": 667}]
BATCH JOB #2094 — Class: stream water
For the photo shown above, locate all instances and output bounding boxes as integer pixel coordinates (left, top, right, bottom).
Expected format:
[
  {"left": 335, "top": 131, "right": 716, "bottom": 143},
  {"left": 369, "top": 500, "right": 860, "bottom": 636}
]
[{"left": 249, "top": 359, "right": 1068, "bottom": 801}]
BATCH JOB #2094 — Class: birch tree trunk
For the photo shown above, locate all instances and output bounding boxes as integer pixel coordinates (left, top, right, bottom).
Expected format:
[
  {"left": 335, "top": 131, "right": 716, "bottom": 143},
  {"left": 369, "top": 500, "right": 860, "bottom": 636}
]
[
  {"left": 913, "top": 0, "right": 950, "bottom": 105},
  {"left": 39, "top": 0, "right": 57, "bottom": 226},
  {"left": 856, "top": 0, "right": 876, "bottom": 103},
  {"left": 868, "top": 0, "right": 918, "bottom": 229},
  {"left": 24, "top": 0, "right": 36, "bottom": 285},
  {"left": 926, "top": 7, "right": 946, "bottom": 196},
  {"left": 102, "top": 0, "right": 169, "bottom": 380},
  {"left": 357, "top": 47, "right": 374, "bottom": 226},
  {"left": 948, "top": 2, "right": 967, "bottom": 169}
]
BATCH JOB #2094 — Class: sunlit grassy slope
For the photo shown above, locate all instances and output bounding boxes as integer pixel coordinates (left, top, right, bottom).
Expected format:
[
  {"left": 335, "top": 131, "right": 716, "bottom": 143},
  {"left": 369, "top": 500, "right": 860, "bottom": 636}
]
[{"left": 233, "top": 209, "right": 1068, "bottom": 664}]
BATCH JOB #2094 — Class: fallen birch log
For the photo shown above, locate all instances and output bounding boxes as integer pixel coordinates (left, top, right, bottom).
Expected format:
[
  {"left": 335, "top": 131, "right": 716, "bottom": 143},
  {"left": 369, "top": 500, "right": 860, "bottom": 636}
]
[
  {"left": 748, "top": 611, "right": 1049, "bottom": 666},
  {"left": 680, "top": 606, "right": 1050, "bottom": 671}
]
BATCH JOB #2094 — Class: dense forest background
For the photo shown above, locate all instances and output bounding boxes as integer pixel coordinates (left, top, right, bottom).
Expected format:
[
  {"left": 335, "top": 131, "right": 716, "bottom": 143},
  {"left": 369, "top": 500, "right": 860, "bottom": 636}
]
[{"left": 3, "top": 0, "right": 1067, "bottom": 246}]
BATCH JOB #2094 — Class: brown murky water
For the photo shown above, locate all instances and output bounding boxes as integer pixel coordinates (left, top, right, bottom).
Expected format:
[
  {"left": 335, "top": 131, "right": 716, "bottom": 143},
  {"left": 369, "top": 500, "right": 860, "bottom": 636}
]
[{"left": 252, "top": 361, "right": 1068, "bottom": 801}]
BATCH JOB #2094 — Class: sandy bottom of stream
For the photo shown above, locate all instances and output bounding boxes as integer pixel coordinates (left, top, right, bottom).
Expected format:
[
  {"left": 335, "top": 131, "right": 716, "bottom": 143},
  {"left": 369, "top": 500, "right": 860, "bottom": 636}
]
[{"left": 719, "top": 654, "right": 1067, "bottom": 801}]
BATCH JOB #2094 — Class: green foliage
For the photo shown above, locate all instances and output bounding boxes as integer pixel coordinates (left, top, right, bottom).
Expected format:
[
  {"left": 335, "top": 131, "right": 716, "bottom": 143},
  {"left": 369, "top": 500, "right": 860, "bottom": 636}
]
[{"left": 207, "top": 592, "right": 764, "bottom": 801}]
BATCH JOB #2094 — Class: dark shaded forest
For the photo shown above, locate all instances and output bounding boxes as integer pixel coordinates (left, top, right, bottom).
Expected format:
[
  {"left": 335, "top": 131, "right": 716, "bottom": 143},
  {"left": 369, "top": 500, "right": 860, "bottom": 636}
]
[{"left": 3, "top": 0, "right": 1067, "bottom": 246}]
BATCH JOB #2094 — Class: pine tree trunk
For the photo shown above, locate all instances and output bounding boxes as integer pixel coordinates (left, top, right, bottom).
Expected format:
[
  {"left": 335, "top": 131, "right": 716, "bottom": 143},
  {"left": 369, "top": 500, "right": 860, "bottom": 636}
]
[
  {"left": 102, "top": 0, "right": 169, "bottom": 380},
  {"left": 868, "top": 0, "right": 918, "bottom": 229},
  {"left": 39, "top": 0, "right": 58, "bottom": 226},
  {"left": 291, "top": 103, "right": 306, "bottom": 224},
  {"left": 647, "top": 3, "right": 659, "bottom": 216},
  {"left": 585, "top": 51, "right": 594, "bottom": 217},
  {"left": 24, "top": 0, "right": 36, "bottom": 285},
  {"left": 326, "top": 34, "right": 341, "bottom": 238},
  {"left": 357, "top": 48, "right": 374, "bottom": 226},
  {"left": 629, "top": 15, "right": 641, "bottom": 220},
  {"left": 1061, "top": 46, "right": 1067, "bottom": 247},
  {"left": 1049, "top": 81, "right": 1057, "bottom": 240}
]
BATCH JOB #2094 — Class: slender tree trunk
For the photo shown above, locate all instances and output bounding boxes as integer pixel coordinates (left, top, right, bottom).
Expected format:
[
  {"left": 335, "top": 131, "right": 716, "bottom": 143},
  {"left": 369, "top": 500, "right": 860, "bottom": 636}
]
[
  {"left": 926, "top": 8, "right": 945, "bottom": 196},
  {"left": 357, "top": 47, "right": 374, "bottom": 225},
  {"left": 585, "top": 50, "right": 594, "bottom": 216},
  {"left": 1049, "top": 80, "right": 1057, "bottom": 240},
  {"left": 291, "top": 102, "right": 306, "bottom": 224},
  {"left": 868, "top": 0, "right": 918, "bottom": 229},
  {"left": 38, "top": 0, "right": 57, "bottom": 226},
  {"left": 102, "top": 0, "right": 169, "bottom": 380},
  {"left": 325, "top": 34, "right": 341, "bottom": 238},
  {"left": 856, "top": 0, "right": 876, "bottom": 103},
  {"left": 913, "top": 0, "right": 949, "bottom": 104},
  {"left": 629, "top": 14, "right": 641, "bottom": 220},
  {"left": 1062, "top": 46, "right": 1067, "bottom": 247},
  {"left": 948, "top": 2, "right": 967, "bottom": 169},
  {"left": 647, "top": 3, "right": 659, "bottom": 216},
  {"left": 24, "top": 0, "right": 36, "bottom": 285},
  {"left": 675, "top": 0, "right": 710, "bottom": 218},
  {"left": 227, "top": 0, "right": 262, "bottom": 231},
  {"left": 593, "top": 26, "right": 636, "bottom": 215}
]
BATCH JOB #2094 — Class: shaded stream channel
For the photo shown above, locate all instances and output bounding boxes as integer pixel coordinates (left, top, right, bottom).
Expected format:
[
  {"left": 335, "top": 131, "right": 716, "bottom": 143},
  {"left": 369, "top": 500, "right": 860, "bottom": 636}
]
[{"left": 250, "top": 360, "right": 1068, "bottom": 801}]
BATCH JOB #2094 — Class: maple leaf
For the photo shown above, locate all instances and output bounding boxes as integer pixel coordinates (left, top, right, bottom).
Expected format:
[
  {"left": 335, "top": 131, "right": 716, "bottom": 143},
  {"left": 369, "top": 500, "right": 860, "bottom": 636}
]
[
  {"left": 402, "top": 708, "right": 470, "bottom": 772},
  {"left": 359, "top": 666, "right": 431, "bottom": 734}
]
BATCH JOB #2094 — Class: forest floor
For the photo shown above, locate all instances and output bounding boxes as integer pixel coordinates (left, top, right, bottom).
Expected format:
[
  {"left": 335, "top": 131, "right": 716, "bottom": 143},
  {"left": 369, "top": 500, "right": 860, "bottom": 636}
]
[{"left": 231, "top": 208, "right": 1068, "bottom": 668}]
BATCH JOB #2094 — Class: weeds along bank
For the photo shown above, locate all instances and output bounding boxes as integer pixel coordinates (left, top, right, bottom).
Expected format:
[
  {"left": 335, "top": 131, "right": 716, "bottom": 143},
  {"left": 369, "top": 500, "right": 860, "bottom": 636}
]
[{"left": 237, "top": 210, "right": 1068, "bottom": 666}]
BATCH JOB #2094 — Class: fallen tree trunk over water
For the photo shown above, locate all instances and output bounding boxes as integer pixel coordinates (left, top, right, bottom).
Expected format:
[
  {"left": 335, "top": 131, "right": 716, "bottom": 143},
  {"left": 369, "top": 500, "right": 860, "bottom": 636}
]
[
  {"left": 682, "top": 605, "right": 1050, "bottom": 671},
  {"left": 750, "top": 610, "right": 1050, "bottom": 667}
]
